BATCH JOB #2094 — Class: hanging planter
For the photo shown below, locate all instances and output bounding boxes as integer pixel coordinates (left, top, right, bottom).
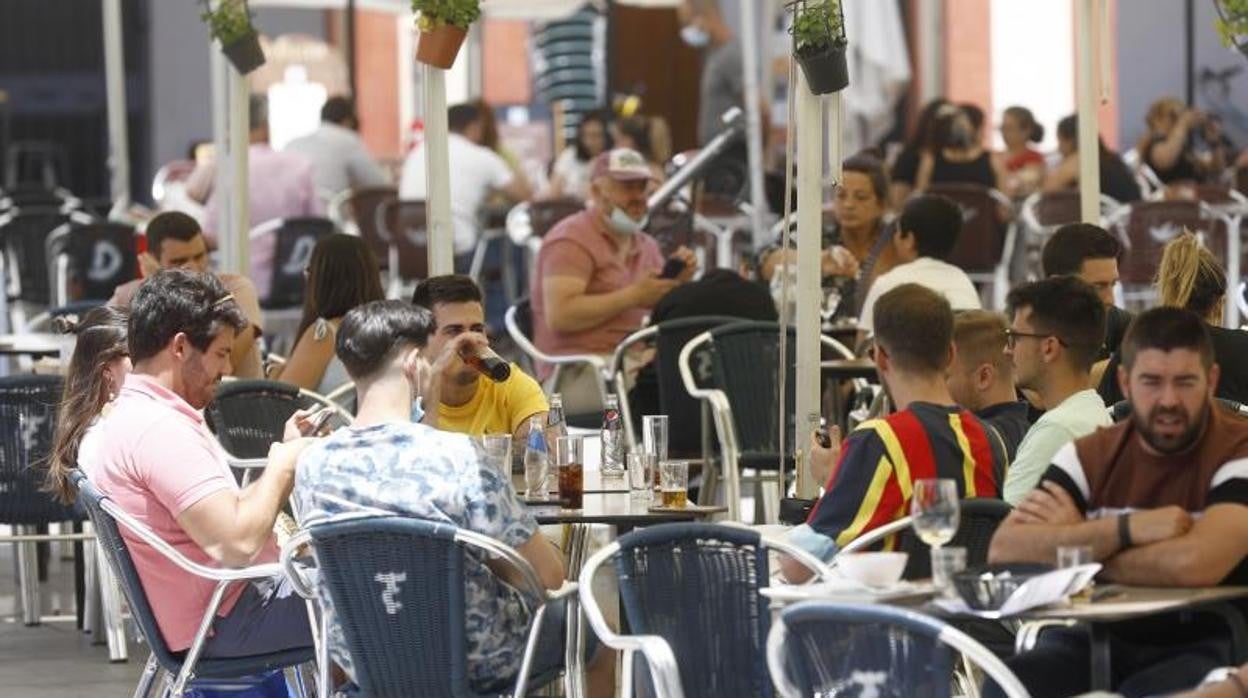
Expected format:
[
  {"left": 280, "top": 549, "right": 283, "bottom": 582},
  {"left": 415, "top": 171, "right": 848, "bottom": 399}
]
[
  {"left": 199, "top": 0, "right": 266, "bottom": 75},
  {"left": 788, "top": 0, "right": 849, "bottom": 95},
  {"left": 412, "top": 0, "right": 481, "bottom": 70},
  {"left": 1214, "top": 0, "right": 1248, "bottom": 59}
]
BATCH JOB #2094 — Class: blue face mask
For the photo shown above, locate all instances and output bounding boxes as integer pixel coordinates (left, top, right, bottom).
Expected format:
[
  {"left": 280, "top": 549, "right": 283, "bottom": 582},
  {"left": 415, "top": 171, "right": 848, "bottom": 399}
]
[
  {"left": 410, "top": 396, "right": 425, "bottom": 423},
  {"left": 680, "top": 24, "right": 710, "bottom": 48},
  {"left": 607, "top": 205, "right": 647, "bottom": 236}
]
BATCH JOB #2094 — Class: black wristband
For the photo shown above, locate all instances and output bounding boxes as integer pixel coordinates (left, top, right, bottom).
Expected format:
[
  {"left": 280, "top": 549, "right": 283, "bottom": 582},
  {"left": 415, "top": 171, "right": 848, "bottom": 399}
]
[{"left": 1118, "top": 512, "right": 1133, "bottom": 550}]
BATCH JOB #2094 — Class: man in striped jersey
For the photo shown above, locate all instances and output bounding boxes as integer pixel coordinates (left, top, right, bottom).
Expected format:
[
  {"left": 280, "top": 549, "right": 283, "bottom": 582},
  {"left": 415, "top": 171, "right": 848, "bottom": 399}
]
[
  {"left": 782, "top": 283, "right": 1007, "bottom": 582},
  {"left": 989, "top": 307, "right": 1248, "bottom": 697}
]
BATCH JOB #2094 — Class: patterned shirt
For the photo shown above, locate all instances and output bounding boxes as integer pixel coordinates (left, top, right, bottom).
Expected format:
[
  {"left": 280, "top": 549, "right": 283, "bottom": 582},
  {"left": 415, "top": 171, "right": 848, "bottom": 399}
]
[
  {"left": 789, "top": 402, "right": 1006, "bottom": 561},
  {"left": 293, "top": 422, "right": 539, "bottom": 687}
]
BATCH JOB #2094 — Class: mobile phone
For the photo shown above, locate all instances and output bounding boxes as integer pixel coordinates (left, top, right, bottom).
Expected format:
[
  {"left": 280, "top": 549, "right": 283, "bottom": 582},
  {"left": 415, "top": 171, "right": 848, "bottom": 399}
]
[
  {"left": 659, "top": 257, "right": 686, "bottom": 279},
  {"left": 307, "top": 408, "right": 334, "bottom": 434},
  {"left": 814, "top": 428, "right": 832, "bottom": 449}
]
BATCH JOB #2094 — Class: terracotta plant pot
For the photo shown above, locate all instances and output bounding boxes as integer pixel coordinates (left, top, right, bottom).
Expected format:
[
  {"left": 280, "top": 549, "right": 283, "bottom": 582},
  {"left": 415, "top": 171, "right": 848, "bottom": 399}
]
[
  {"left": 221, "top": 30, "right": 265, "bottom": 76},
  {"left": 796, "top": 43, "right": 849, "bottom": 95},
  {"left": 416, "top": 23, "right": 468, "bottom": 70}
]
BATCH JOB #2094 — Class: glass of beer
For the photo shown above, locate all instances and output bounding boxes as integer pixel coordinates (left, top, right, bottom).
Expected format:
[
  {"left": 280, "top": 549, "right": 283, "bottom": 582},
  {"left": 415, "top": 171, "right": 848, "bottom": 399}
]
[
  {"left": 659, "top": 460, "right": 689, "bottom": 509},
  {"left": 642, "top": 415, "right": 669, "bottom": 487},
  {"left": 555, "top": 435, "right": 584, "bottom": 509}
]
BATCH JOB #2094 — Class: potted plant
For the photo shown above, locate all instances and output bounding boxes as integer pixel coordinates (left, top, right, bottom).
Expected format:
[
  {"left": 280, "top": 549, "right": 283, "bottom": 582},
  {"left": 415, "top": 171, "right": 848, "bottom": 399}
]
[
  {"left": 788, "top": 0, "right": 848, "bottom": 95},
  {"left": 412, "top": 0, "right": 482, "bottom": 70},
  {"left": 1214, "top": 0, "right": 1248, "bottom": 58},
  {"left": 199, "top": 0, "right": 265, "bottom": 75}
]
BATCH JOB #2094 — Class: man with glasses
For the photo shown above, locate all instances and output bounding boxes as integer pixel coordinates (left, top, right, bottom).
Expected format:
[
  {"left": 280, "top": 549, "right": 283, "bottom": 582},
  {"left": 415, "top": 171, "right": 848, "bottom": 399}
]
[{"left": 1002, "top": 276, "right": 1111, "bottom": 504}]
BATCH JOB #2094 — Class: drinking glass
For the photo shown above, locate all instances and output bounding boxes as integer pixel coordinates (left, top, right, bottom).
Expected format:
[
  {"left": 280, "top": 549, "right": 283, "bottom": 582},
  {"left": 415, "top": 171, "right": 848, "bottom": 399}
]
[
  {"left": 481, "top": 434, "right": 512, "bottom": 475},
  {"left": 1057, "top": 545, "right": 1093, "bottom": 569},
  {"left": 554, "top": 435, "right": 585, "bottom": 510},
  {"left": 659, "top": 460, "right": 689, "bottom": 509},
  {"left": 642, "top": 415, "right": 669, "bottom": 488},
  {"left": 911, "top": 478, "right": 960, "bottom": 549},
  {"left": 627, "top": 452, "right": 654, "bottom": 502},
  {"left": 931, "top": 546, "right": 967, "bottom": 597}
]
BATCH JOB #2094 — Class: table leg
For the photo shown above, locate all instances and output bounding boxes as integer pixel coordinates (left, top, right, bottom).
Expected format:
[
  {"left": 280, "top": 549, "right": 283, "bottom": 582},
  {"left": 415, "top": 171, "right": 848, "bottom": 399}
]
[{"left": 1089, "top": 623, "right": 1112, "bottom": 691}]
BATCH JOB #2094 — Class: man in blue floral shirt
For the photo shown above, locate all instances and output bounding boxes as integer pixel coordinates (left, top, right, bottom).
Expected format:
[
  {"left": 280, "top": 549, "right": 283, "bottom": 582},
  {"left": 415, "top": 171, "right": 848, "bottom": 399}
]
[{"left": 294, "top": 300, "right": 605, "bottom": 692}]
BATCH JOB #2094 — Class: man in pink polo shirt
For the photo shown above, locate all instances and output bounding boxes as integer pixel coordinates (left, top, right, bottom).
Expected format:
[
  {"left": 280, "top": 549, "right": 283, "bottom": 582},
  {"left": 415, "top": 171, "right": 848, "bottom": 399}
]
[
  {"left": 532, "top": 147, "right": 697, "bottom": 413},
  {"left": 86, "top": 269, "right": 315, "bottom": 657}
]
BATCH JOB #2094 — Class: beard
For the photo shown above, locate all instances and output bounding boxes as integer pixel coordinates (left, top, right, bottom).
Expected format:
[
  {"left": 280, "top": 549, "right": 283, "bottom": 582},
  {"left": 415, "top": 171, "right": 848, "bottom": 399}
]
[
  {"left": 1133, "top": 400, "right": 1208, "bottom": 454},
  {"left": 182, "top": 356, "right": 221, "bottom": 409}
]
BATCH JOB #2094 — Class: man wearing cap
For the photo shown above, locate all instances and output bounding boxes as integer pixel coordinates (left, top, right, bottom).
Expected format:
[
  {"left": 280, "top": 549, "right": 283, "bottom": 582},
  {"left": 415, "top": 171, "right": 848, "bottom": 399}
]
[{"left": 532, "top": 147, "right": 698, "bottom": 413}]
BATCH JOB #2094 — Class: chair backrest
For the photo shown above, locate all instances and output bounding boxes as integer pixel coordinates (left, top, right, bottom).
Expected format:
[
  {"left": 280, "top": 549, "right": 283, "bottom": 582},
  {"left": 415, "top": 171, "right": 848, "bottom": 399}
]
[
  {"left": 770, "top": 601, "right": 1024, "bottom": 697},
  {"left": 376, "top": 199, "right": 429, "bottom": 281},
  {"left": 706, "top": 322, "right": 796, "bottom": 468},
  {"left": 48, "top": 221, "right": 138, "bottom": 303},
  {"left": 896, "top": 498, "right": 1012, "bottom": 580},
  {"left": 1112, "top": 200, "right": 1224, "bottom": 285},
  {"left": 348, "top": 186, "right": 398, "bottom": 267},
  {"left": 0, "top": 207, "right": 79, "bottom": 305},
  {"left": 924, "top": 183, "right": 1008, "bottom": 274},
  {"left": 653, "top": 315, "right": 745, "bottom": 457},
  {"left": 1029, "top": 190, "right": 1082, "bottom": 229},
  {"left": 614, "top": 523, "right": 774, "bottom": 698},
  {"left": 71, "top": 471, "right": 185, "bottom": 673},
  {"left": 204, "top": 379, "right": 305, "bottom": 459},
  {"left": 512, "top": 298, "right": 536, "bottom": 343},
  {"left": 304, "top": 515, "right": 482, "bottom": 698},
  {"left": 645, "top": 206, "right": 697, "bottom": 258},
  {"left": 0, "top": 374, "right": 81, "bottom": 525},
  {"left": 528, "top": 198, "right": 583, "bottom": 239},
  {"left": 258, "top": 217, "right": 338, "bottom": 309}
]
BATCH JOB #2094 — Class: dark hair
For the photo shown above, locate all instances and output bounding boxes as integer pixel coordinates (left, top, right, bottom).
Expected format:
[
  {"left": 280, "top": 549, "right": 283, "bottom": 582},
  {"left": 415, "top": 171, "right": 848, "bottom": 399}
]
[
  {"left": 898, "top": 194, "right": 962, "bottom": 259},
  {"left": 1056, "top": 114, "right": 1136, "bottom": 191},
  {"left": 1003, "top": 106, "right": 1044, "bottom": 143},
  {"left": 613, "top": 115, "right": 651, "bottom": 161},
  {"left": 336, "top": 299, "right": 435, "bottom": 380},
  {"left": 1042, "top": 223, "right": 1122, "bottom": 277},
  {"left": 874, "top": 283, "right": 954, "bottom": 374},
  {"left": 297, "top": 235, "right": 385, "bottom": 340},
  {"left": 1121, "top": 306, "right": 1214, "bottom": 371},
  {"left": 321, "top": 96, "right": 356, "bottom": 126},
  {"left": 908, "top": 98, "right": 951, "bottom": 152},
  {"left": 842, "top": 154, "right": 889, "bottom": 203},
  {"left": 1006, "top": 276, "right": 1106, "bottom": 372},
  {"left": 961, "top": 103, "right": 985, "bottom": 136},
  {"left": 411, "top": 274, "right": 484, "bottom": 311},
  {"left": 145, "top": 211, "right": 203, "bottom": 258},
  {"left": 448, "top": 103, "right": 482, "bottom": 134},
  {"left": 46, "top": 306, "right": 128, "bottom": 504},
  {"left": 249, "top": 94, "right": 268, "bottom": 130},
  {"left": 1156, "top": 230, "right": 1225, "bottom": 319},
  {"left": 128, "top": 269, "right": 249, "bottom": 363},
  {"left": 575, "top": 109, "right": 614, "bottom": 162},
  {"left": 473, "top": 99, "right": 500, "bottom": 151}
]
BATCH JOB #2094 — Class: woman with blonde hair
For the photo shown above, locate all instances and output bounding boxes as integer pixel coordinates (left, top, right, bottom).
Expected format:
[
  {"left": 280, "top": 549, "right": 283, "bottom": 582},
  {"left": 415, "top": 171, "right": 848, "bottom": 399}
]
[
  {"left": 1098, "top": 230, "right": 1248, "bottom": 404},
  {"left": 1138, "top": 96, "right": 1213, "bottom": 184}
]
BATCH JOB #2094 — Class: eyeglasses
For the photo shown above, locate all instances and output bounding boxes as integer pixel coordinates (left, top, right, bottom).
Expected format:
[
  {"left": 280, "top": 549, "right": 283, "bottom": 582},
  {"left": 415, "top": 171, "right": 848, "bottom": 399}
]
[{"left": 1005, "top": 329, "right": 1067, "bottom": 349}]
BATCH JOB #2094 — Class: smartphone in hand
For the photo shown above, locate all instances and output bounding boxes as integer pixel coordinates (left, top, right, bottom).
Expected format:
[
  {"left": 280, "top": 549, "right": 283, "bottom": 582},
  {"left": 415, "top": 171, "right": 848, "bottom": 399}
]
[
  {"left": 307, "top": 407, "right": 334, "bottom": 435},
  {"left": 659, "top": 257, "right": 686, "bottom": 280},
  {"left": 814, "top": 428, "right": 832, "bottom": 449}
]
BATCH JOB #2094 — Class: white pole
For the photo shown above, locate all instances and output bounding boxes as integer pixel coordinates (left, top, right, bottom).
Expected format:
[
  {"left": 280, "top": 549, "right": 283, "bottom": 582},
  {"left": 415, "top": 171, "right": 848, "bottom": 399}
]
[
  {"left": 1076, "top": 0, "right": 1101, "bottom": 224},
  {"left": 794, "top": 72, "right": 824, "bottom": 499},
  {"left": 101, "top": 0, "right": 131, "bottom": 216},
  {"left": 210, "top": 45, "right": 235, "bottom": 274},
  {"left": 739, "top": 0, "right": 769, "bottom": 254},
  {"left": 918, "top": 0, "right": 945, "bottom": 104},
  {"left": 228, "top": 66, "right": 251, "bottom": 277},
  {"left": 422, "top": 65, "right": 454, "bottom": 275}
]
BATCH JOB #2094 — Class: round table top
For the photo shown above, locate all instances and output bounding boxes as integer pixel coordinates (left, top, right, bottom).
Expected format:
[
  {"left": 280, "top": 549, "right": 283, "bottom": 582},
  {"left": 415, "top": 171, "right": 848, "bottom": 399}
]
[{"left": 0, "top": 333, "right": 64, "bottom": 357}]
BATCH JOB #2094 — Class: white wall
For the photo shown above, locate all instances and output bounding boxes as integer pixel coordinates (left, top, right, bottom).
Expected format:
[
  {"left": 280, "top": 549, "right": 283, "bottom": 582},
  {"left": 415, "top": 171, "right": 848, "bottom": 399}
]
[{"left": 989, "top": 0, "right": 1073, "bottom": 152}]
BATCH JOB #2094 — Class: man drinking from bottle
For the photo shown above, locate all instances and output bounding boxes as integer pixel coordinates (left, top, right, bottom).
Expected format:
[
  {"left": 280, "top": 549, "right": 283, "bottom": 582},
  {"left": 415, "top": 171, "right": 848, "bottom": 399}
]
[{"left": 412, "top": 275, "right": 549, "bottom": 442}]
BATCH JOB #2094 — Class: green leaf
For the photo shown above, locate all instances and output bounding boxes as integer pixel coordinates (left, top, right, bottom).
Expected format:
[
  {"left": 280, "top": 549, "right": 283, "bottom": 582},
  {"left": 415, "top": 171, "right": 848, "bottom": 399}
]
[
  {"left": 198, "top": 0, "right": 257, "bottom": 44},
  {"left": 788, "top": 0, "right": 845, "bottom": 55},
  {"left": 411, "top": 0, "right": 481, "bottom": 30}
]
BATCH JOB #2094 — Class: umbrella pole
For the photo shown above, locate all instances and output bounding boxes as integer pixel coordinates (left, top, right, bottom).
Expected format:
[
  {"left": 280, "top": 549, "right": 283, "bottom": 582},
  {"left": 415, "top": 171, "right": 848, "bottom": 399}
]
[
  {"left": 1076, "top": 0, "right": 1102, "bottom": 224},
  {"left": 102, "top": 0, "right": 131, "bottom": 216},
  {"left": 422, "top": 65, "right": 455, "bottom": 275}
]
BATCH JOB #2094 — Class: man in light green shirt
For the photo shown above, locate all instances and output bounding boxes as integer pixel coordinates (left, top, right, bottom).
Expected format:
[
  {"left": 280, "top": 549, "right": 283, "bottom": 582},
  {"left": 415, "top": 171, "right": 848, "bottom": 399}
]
[{"left": 1002, "top": 276, "right": 1113, "bottom": 503}]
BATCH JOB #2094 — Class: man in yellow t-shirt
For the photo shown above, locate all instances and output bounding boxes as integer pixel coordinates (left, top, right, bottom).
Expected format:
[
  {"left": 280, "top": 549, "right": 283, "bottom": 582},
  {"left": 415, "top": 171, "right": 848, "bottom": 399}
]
[{"left": 412, "top": 275, "right": 549, "bottom": 441}]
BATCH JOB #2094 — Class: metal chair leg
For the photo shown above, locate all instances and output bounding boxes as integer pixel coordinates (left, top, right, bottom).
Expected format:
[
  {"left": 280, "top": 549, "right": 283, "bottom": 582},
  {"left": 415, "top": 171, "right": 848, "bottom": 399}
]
[
  {"left": 83, "top": 539, "right": 99, "bottom": 637},
  {"left": 97, "top": 542, "right": 130, "bottom": 662},
  {"left": 132, "top": 653, "right": 160, "bottom": 698},
  {"left": 16, "top": 527, "right": 41, "bottom": 625}
]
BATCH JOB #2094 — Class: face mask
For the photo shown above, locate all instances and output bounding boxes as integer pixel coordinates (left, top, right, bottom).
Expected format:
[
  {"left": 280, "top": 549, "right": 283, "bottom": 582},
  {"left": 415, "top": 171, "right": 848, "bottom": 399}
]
[
  {"left": 680, "top": 25, "right": 710, "bottom": 48},
  {"left": 607, "top": 205, "right": 647, "bottom": 235},
  {"left": 948, "top": 122, "right": 973, "bottom": 148}
]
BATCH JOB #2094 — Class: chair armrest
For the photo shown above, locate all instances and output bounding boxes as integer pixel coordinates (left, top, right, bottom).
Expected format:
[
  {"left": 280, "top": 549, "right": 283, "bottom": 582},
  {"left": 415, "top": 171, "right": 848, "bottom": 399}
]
[
  {"left": 545, "top": 580, "right": 580, "bottom": 602},
  {"left": 836, "top": 516, "right": 913, "bottom": 556},
  {"left": 227, "top": 457, "right": 269, "bottom": 472},
  {"left": 279, "top": 529, "right": 318, "bottom": 600}
]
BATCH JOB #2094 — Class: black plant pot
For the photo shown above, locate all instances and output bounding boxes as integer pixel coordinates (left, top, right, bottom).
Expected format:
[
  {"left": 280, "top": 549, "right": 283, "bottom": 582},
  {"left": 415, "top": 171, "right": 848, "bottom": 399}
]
[
  {"left": 796, "top": 43, "right": 849, "bottom": 95},
  {"left": 222, "top": 30, "right": 265, "bottom": 75}
]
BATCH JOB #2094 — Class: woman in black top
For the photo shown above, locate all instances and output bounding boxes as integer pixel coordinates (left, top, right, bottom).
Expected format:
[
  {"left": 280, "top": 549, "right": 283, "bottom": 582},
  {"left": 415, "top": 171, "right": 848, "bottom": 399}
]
[
  {"left": 890, "top": 98, "right": 949, "bottom": 209},
  {"left": 1099, "top": 231, "right": 1248, "bottom": 404},
  {"left": 916, "top": 105, "right": 1006, "bottom": 191},
  {"left": 1138, "top": 97, "right": 1211, "bottom": 184},
  {"left": 1044, "top": 114, "right": 1141, "bottom": 203}
]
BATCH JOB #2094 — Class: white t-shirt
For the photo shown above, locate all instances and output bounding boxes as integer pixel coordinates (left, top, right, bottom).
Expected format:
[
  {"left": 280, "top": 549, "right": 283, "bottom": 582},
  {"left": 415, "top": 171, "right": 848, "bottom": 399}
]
[
  {"left": 399, "top": 133, "right": 513, "bottom": 254},
  {"left": 1003, "top": 389, "right": 1111, "bottom": 504},
  {"left": 857, "top": 256, "right": 982, "bottom": 333},
  {"left": 551, "top": 146, "right": 592, "bottom": 200}
]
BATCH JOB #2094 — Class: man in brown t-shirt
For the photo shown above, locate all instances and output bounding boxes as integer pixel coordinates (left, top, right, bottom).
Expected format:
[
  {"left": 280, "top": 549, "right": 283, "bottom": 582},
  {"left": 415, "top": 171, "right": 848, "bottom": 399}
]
[{"left": 988, "top": 307, "right": 1248, "bottom": 697}]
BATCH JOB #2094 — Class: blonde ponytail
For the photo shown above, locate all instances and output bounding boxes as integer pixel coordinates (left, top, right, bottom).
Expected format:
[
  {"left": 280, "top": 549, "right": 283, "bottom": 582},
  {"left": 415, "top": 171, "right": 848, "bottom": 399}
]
[{"left": 1155, "top": 230, "right": 1225, "bottom": 319}]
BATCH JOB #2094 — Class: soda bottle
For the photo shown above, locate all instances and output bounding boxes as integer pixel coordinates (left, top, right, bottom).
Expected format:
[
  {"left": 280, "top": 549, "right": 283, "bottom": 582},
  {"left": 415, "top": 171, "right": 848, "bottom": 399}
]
[
  {"left": 522, "top": 414, "right": 550, "bottom": 499},
  {"left": 545, "top": 393, "right": 568, "bottom": 445},
  {"left": 600, "top": 394, "right": 625, "bottom": 477}
]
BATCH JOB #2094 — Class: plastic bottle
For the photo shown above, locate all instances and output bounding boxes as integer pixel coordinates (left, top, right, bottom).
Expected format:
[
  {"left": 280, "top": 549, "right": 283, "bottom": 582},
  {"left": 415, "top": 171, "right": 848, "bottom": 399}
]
[
  {"left": 545, "top": 393, "right": 568, "bottom": 445},
  {"left": 600, "top": 394, "right": 625, "bottom": 477},
  {"left": 522, "top": 414, "right": 550, "bottom": 499}
]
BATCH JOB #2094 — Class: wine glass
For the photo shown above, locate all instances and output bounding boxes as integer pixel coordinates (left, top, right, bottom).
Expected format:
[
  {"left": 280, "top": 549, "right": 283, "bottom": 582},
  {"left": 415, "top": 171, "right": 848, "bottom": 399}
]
[{"left": 911, "top": 479, "right": 961, "bottom": 589}]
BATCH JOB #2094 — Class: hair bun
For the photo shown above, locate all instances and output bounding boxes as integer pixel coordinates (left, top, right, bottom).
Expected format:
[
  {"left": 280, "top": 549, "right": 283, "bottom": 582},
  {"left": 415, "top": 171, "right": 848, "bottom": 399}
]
[{"left": 51, "top": 316, "right": 80, "bottom": 335}]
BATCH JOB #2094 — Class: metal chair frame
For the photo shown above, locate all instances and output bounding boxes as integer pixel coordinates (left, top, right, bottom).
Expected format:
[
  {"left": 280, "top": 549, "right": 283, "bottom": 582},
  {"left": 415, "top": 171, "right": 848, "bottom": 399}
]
[
  {"left": 1106, "top": 199, "right": 1234, "bottom": 306},
  {"left": 765, "top": 601, "right": 1030, "bottom": 698},
  {"left": 577, "top": 523, "right": 833, "bottom": 698},
  {"left": 503, "top": 302, "right": 609, "bottom": 404},
  {"left": 677, "top": 328, "right": 856, "bottom": 521},
  {"left": 919, "top": 185, "right": 1019, "bottom": 310},
  {"left": 281, "top": 513, "right": 578, "bottom": 698}
]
